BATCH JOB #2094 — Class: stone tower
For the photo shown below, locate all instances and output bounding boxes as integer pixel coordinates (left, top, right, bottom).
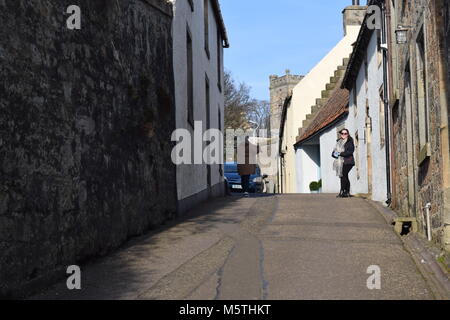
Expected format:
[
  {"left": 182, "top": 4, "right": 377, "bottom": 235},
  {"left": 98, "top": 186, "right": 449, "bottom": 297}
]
[{"left": 269, "top": 70, "right": 303, "bottom": 134}]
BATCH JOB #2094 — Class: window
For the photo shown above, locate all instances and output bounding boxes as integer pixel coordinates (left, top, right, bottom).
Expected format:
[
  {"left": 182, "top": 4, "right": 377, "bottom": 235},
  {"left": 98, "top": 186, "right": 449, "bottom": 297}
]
[
  {"left": 204, "top": 0, "right": 210, "bottom": 59},
  {"left": 205, "top": 75, "right": 210, "bottom": 129},
  {"left": 353, "top": 86, "right": 358, "bottom": 117},
  {"left": 379, "top": 86, "right": 386, "bottom": 148},
  {"left": 415, "top": 28, "right": 429, "bottom": 149},
  {"left": 218, "top": 106, "right": 222, "bottom": 132},
  {"left": 364, "top": 52, "right": 369, "bottom": 94},
  {"left": 186, "top": 26, "right": 194, "bottom": 128},
  {"left": 218, "top": 107, "right": 223, "bottom": 177},
  {"left": 355, "top": 131, "right": 360, "bottom": 180},
  {"left": 205, "top": 75, "right": 211, "bottom": 187},
  {"left": 217, "top": 29, "right": 222, "bottom": 91},
  {"left": 377, "top": 30, "right": 383, "bottom": 67}
]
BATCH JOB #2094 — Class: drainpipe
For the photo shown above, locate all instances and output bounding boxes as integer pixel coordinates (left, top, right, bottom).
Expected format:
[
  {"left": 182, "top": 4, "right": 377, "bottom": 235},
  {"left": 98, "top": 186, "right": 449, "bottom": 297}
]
[
  {"left": 425, "top": 203, "right": 432, "bottom": 241},
  {"left": 385, "top": 0, "right": 397, "bottom": 208},
  {"left": 381, "top": 2, "right": 392, "bottom": 206},
  {"left": 435, "top": 0, "right": 450, "bottom": 251}
]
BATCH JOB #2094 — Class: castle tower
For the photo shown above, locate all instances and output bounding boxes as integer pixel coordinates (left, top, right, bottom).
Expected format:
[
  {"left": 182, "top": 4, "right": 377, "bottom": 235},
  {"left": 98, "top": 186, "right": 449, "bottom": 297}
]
[{"left": 269, "top": 70, "right": 303, "bottom": 135}]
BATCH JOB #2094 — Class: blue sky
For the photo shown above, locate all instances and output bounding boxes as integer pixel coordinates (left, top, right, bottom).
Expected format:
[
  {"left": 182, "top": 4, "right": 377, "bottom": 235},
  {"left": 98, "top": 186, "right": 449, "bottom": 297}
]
[{"left": 220, "top": 0, "right": 355, "bottom": 101}]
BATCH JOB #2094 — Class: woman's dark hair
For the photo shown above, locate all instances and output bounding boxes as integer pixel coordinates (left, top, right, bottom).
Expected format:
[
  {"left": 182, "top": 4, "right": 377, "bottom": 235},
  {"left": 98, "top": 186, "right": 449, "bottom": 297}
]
[{"left": 339, "top": 128, "right": 353, "bottom": 142}]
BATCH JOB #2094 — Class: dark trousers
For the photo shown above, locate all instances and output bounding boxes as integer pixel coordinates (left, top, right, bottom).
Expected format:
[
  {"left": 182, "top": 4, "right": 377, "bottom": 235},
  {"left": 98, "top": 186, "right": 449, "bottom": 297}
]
[
  {"left": 340, "top": 164, "right": 354, "bottom": 193},
  {"left": 241, "top": 175, "right": 250, "bottom": 193}
]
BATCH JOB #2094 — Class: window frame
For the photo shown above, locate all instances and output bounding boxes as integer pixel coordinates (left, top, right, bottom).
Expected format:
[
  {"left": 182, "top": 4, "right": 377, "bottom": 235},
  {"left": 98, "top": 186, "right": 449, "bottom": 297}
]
[
  {"left": 186, "top": 25, "right": 194, "bottom": 128},
  {"left": 204, "top": 0, "right": 210, "bottom": 59}
]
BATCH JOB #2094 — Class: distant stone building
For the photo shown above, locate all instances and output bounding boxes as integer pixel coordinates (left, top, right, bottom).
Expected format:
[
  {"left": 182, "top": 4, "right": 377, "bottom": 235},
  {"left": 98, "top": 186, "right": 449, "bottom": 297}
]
[
  {"left": 269, "top": 70, "right": 303, "bottom": 134},
  {"left": 0, "top": 0, "right": 177, "bottom": 297},
  {"left": 170, "top": 0, "right": 229, "bottom": 214}
]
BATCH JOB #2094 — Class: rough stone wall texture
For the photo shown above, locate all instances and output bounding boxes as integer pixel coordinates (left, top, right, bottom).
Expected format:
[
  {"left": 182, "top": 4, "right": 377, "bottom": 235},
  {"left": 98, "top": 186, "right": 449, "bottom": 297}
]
[
  {"left": 0, "top": 0, "right": 177, "bottom": 297},
  {"left": 390, "top": 0, "right": 447, "bottom": 249}
]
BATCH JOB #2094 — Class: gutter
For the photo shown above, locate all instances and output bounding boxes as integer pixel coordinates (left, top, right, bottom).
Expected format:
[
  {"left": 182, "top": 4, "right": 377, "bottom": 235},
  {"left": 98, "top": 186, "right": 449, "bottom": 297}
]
[{"left": 211, "top": 0, "right": 230, "bottom": 48}]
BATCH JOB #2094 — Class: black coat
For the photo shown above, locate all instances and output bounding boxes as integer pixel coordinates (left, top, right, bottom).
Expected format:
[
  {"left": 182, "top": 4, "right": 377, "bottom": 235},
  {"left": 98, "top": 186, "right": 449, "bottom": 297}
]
[{"left": 339, "top": 139, "right": 355, "bottom": 166}]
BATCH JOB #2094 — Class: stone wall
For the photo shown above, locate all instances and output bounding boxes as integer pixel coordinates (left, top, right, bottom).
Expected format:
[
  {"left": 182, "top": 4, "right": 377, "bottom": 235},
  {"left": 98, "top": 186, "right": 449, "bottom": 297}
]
[
  {"left": 0, "top": 0, "right": 177, "bottom": 297},
  {"left": 389, "top": 0, "right": 448, "bottom": 249}
]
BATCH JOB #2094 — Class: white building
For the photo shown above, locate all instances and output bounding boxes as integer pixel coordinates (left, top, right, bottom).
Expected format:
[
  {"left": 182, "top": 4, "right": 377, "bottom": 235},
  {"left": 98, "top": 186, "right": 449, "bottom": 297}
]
[
  {"left": 293, "top": 7, "right": 389, "bottom": 204},
  {"left": 278, "top": 4, "right": 366, "bottom": 193},
  {"left": 342, "top": 16, "right": 388, "bottom": 203},
  {"left": 170, "top": 0, "right": 229, "bottom": 213}
]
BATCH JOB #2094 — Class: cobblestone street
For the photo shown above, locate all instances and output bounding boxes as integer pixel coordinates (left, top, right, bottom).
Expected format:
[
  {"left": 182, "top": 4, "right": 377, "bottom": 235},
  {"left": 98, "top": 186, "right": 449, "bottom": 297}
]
[{"left": 33, "top": 195, "right": 436, "bottom": 300}]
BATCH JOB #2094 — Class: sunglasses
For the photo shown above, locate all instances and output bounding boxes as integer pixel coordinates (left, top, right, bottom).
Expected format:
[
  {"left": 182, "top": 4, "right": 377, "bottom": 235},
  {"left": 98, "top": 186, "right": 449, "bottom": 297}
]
[{"left": 340, "top": 132, "right": 349, "bottom": 135}]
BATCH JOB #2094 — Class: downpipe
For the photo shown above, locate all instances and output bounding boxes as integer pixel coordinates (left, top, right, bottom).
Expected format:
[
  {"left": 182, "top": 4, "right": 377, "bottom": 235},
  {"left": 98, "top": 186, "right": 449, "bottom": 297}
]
[
  {"left": 424, "top": 203, "right": 432, "bottom": 242},
  {"left": 381, "top": 3, "right": 392, "bottom": 206}
]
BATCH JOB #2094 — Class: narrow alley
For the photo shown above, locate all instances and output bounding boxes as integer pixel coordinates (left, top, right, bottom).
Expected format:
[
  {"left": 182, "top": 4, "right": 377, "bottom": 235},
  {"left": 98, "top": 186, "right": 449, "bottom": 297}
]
[
  {"left": 2, "top": 0, "right": 450, "bottom": 304},
  {"left": 33, "top": 195, "right": 436, "bottom": 300}
]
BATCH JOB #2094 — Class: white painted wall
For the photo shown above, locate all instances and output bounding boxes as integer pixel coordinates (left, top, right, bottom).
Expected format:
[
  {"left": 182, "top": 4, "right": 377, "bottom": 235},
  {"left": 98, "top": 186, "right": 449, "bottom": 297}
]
[
  {"left": 171, "top": 0, "right": 225, "bottom": 202},
  {"left": 319, "top": 121, "right": 346, "bottom": 194},
  {"left": 347, "top": 31, "right": 387, "bottom": 202},
  {"left": 347, "top": 63, "right": 369, "bottom": 195},
  {"left": 296, "top": 144, "right": 321, "bottom": 193}
]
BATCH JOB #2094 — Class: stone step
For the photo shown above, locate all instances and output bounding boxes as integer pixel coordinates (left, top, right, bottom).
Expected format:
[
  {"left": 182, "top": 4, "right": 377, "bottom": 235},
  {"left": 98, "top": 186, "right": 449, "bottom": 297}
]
[
  {"left": 335, "top": 69, "right": 346, "bottom": 78},
  {"left": 321, "top": 89, "right": 331, "bottom": 99},
  {"left": 326, "top": 82, "right": 336, "bottom": 91},
  {"left": 343, "top": 57, "right": 350, "bottom": 66},
  {"left": 330, "top": 76, "right": 339, "bottom": 84},
  {"left": 306, "top": 113, "right": 314, "bottom": 121},
  {"left": 311, "top": 105, "right": 320, "bottom": 113},
  {"left": 302, "top": 119, "right": 310, "bottom": 128},
  {"left": 316, "top": 98, "right": 328, "bottom": 106},
  {"left": 337, "top": 65, "right": 347, "bottom": 71}
]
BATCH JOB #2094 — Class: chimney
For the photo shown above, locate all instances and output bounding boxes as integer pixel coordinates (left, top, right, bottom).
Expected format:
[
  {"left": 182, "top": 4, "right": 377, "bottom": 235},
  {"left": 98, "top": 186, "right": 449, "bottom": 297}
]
[{"left": 342, "top": 1, "right": 366, "bottom": 36}]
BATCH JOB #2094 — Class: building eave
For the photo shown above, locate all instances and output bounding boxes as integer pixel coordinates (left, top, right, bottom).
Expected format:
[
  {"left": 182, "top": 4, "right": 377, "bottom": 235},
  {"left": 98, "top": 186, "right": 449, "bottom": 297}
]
[{"left": 211, "top": 0, "right": 230, "bottom": 48}]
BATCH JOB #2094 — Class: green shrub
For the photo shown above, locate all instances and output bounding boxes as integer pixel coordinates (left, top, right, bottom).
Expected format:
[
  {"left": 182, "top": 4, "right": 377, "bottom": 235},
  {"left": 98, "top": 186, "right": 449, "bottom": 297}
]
[{"left": 309, "top": 181, "right": 320, "bottom": 191}]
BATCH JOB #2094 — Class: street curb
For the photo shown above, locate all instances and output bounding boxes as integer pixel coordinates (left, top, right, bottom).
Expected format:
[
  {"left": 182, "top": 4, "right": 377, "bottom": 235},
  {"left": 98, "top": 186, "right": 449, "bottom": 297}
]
[{"left": 365, "top": 199, "right": 450, "bottom": 300}]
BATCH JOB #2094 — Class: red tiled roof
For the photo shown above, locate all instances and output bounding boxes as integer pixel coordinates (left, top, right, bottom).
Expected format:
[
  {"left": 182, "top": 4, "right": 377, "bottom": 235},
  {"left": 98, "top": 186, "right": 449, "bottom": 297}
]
[{"left": 296, "top": 87, "right": 349, "bottom": 144}]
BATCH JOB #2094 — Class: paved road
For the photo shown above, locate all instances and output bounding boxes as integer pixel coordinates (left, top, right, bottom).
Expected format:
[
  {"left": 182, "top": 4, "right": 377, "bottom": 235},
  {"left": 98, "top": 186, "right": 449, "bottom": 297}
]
[{"left": 33, "top": 194, "right": 435, "bottom": 300}]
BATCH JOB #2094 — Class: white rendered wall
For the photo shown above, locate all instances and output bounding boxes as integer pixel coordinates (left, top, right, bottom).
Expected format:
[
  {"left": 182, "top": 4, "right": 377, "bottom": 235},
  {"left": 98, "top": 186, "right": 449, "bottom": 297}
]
[
  {"left": 295, "top": 145, "right": 321, "bottom": 193},
  {"left": 366, "top": 32, "right": 387, "bottom": 203},
  {"left": 171, "top": 0, "right": 225, "bottom": 201},
  {"left": 319, "top": 121, "right": 346, "bottom": 194},
  {"left": 346, "top": 32, "right": 386, "bottom": 201}
]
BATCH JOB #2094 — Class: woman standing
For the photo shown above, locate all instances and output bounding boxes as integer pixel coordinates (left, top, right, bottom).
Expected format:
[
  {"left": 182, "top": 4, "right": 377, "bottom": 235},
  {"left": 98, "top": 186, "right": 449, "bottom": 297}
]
[{"left": 332, "top": 129, "right": 355, "bottom": 198}]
